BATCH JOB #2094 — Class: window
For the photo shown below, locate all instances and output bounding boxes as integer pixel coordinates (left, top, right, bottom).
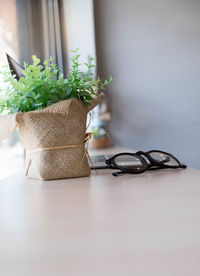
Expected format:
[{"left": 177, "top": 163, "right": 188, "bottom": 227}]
[{"left": 0, "top": 0, "right": 23, "bottom": 179}]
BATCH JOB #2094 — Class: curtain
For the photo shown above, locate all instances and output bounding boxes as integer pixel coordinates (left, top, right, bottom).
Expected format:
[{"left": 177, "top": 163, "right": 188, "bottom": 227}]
[{"left": 16, "top": 0, "right": 64, "bottom": 73}]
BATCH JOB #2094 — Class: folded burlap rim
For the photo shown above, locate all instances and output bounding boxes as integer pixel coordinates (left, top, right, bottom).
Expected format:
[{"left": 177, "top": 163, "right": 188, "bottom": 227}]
[{"left": 0, "top": 94, "right": 103, "bottom": 143}]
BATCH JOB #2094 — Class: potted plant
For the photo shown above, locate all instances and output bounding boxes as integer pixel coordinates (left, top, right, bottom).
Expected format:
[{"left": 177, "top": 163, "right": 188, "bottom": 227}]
[
  {"left": 89, "top": 98, "right": 111, "bottom": 149},
  {"left": 0, "top": 49, "right": 112, "bottom": 180},
  {"left": 89, "top": 126, "right": 110, "bottom": 149}
]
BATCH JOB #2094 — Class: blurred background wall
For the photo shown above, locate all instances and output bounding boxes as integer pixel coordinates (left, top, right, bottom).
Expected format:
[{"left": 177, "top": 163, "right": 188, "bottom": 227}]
[{"left": 94, "top": 0, "right": 200, "bottom": 168}]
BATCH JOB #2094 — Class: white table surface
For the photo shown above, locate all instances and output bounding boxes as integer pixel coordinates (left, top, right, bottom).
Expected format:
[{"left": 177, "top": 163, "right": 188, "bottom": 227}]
[{"left": 1, "top": 148, "right": 200, "bottom": 276}]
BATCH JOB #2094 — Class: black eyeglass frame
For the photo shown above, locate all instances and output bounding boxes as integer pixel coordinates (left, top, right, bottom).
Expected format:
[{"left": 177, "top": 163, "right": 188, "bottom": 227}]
[{"left": 105, "top": 150, "right": 187, "bottom": 176}]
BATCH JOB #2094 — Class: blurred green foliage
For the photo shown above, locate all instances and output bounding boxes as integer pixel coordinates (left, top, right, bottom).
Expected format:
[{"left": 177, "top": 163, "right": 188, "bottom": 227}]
[{"left": 0, "top": 49, "right": 113, "bottom": 113}]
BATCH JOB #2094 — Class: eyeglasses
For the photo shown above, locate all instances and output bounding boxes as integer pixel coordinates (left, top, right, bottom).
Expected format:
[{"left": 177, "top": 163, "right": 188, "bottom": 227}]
[{"left": 105, "top": 150, "right": 187, "bottom": 176}]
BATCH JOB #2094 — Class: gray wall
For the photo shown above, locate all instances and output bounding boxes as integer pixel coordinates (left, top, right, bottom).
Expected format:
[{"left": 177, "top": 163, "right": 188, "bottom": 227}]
[{"left": 94, "top": 0, "right": 200, "bottom": 168}]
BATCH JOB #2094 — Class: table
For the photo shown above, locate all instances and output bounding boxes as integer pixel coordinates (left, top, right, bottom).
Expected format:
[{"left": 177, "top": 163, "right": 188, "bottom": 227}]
[{"left": 1, "top": 150, "right": 200, "bottom": 275}]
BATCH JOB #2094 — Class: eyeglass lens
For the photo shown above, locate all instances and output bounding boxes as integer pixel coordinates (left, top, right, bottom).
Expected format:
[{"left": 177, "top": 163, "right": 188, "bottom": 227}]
[
  {"left": 114, "top": 155, "right": 145, "bottom": 171},
  {"left": 148, "top": 151, "right": 179, "bottom": 166}
]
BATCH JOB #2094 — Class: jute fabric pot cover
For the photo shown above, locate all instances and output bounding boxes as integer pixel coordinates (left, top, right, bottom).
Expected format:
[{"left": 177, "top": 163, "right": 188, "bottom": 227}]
[{"left": 0, "top": 96, "right": 101, "bottom": 180}]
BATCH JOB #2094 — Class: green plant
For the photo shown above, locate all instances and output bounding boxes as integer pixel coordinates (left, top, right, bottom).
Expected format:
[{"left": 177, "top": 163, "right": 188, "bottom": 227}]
[{"left": 0, "top": 49, "right": 113, "bottom": 113}]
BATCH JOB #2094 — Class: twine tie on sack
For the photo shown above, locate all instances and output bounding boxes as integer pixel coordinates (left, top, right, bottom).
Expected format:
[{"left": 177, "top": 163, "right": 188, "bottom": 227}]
[
  {"left": 26, "top": 133, "right": 94, "bottom": 176},
  {"left": 27, "top": 143, "right": 84, "bottom": 154},
  {"left": 79, "top": 132, "right": 96, "bottom": 171}
]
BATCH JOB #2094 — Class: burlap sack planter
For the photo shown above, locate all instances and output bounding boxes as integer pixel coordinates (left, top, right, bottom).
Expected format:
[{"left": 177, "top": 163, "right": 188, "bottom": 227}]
[{"left": 0, "top": 95, "right": 101, "bottom": 180}]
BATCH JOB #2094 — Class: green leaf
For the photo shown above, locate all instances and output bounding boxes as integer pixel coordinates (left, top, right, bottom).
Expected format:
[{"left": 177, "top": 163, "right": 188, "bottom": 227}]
[{"left": 0, "top": 49, "right": 113, "bottom": 113}]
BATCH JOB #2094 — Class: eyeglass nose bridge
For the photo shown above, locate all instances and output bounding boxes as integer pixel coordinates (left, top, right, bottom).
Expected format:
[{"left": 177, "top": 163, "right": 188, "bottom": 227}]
[{"left": 136, "top": 151, "right": 145, "bottom": 155}]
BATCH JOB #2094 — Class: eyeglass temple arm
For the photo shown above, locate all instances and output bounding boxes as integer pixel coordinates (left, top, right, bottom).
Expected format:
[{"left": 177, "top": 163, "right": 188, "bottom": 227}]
[{"left": 112, "top": 171, "right": 127, "bottom": 177}]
